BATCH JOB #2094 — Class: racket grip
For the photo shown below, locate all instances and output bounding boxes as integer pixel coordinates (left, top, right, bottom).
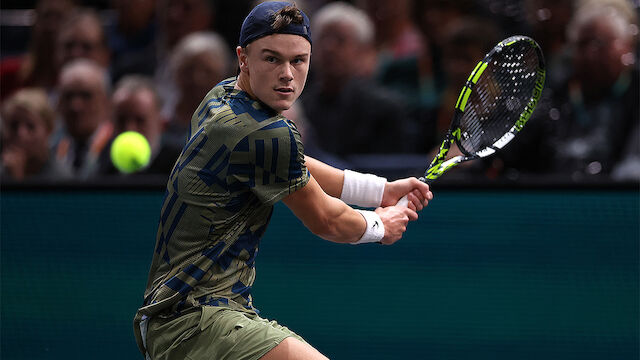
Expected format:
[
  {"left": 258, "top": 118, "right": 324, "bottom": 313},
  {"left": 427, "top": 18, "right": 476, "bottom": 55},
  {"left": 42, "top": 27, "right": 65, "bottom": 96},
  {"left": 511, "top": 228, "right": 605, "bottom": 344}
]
[
  {"left": 396, "top": 176, "right": 429, "bottom": 207},
  {"left": 396, "top": 195, "right": 410, "bottom": 207}
]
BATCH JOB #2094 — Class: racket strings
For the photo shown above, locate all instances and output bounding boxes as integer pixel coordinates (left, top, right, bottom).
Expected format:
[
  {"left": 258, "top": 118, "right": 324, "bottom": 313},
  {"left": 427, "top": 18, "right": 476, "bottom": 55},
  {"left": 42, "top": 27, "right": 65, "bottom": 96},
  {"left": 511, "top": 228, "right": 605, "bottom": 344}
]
[{"left": 458, "top": 42, "right": 540, "bottom": 155}]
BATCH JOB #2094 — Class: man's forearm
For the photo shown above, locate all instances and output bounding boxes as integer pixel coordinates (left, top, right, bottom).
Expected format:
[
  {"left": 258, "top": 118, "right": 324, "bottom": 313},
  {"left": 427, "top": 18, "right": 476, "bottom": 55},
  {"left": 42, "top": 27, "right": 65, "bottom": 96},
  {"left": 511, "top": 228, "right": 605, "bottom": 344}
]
[
  {"left": 283, "top": 175, "right": 366, "bottom": 243},
  {"left": 304, "top": 156, "right": 344, "bottom": 197},
  {"left": 310, "top": 195, "right": 368, "bottom": 243}
]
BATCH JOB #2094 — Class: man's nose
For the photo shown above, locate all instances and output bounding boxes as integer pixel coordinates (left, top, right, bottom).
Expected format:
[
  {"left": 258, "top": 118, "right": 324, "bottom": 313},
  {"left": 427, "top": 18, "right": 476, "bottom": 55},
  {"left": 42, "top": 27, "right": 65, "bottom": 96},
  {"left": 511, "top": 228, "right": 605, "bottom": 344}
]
[
  {"left": 280, "top": 63, "right": 293, "bottom": 81},
  {"left": 16, "top": 123, "right": 31, "bottom": 140}
]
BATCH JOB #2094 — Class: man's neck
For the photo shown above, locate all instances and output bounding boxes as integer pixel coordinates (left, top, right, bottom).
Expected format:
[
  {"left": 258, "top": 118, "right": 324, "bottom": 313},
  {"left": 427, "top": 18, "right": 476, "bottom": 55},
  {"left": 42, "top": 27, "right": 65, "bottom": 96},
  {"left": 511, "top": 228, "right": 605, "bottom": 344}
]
[{"left": 235, "top": 73, "right": 256, "bottom": 100}]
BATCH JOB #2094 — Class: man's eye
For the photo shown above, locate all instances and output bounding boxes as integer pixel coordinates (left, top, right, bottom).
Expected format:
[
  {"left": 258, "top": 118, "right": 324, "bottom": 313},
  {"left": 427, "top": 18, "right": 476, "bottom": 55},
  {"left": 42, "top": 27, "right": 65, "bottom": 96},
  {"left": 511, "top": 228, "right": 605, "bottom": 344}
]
[
  {"left": 265, "top": 56, "right": 277, "bottom": 63},
  {"left": 292, "top": 58, "right": 304, "bottom": 65}
]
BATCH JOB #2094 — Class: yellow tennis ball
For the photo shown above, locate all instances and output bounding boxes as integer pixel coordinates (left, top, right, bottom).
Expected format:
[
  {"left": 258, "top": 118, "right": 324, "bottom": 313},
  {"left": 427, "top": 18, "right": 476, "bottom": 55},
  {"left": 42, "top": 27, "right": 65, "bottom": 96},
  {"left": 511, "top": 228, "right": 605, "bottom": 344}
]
[{"left": 110, "top": 131, "right": 151, "bottom": 174}]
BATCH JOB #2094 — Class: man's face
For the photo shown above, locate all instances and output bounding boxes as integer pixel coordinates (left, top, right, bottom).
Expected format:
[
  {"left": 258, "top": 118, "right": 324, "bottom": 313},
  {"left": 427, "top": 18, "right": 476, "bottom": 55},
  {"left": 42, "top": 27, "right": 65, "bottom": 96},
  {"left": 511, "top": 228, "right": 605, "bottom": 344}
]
[
  {"left": 240, "top": 34, "right": 311, "bottom": 113},
  {"left": 35, "top": 0, "right": 73, "bottom": 40},
  {"left": 443, "top": 43, "right": 485, "bottom": 90},
  {"left": 314, "top": 21, "right": 361, "bottom": 81},
  {"left": 112, "top": 89, "right": 162, "bottom": 147},
  {"left": 176, "top": 52, "right": 228, "bottom": 103},
  {"left": 111, "top": 0, "right": 155, "bottom": 33},
  {"left": 58, "top": 70, "right": 108, "bottom": 141},
  {"left": 573, "top": 17, "right": 633, "bottom": 89},
  {"left": 161, "top": 0, "right": 212, "bottom": 48},
  {"left": 57, "top": 18, "right": 108, "bottom": 68}
]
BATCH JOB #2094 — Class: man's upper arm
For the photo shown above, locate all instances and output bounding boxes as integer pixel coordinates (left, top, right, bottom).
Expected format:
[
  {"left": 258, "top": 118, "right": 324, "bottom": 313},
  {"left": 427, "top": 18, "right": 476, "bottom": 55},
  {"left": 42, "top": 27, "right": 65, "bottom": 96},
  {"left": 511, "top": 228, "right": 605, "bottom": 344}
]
[{"left": 228, "top": 119, "right": 309, "bottom": 205}]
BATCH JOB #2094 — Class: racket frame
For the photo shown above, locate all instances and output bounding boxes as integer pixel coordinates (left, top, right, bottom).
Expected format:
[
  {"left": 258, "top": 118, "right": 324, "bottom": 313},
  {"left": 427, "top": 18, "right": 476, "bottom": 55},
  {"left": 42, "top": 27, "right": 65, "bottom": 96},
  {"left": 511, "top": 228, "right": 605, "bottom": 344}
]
[{"left": 422, "top": 35, "right": 546, "bottom": 184}]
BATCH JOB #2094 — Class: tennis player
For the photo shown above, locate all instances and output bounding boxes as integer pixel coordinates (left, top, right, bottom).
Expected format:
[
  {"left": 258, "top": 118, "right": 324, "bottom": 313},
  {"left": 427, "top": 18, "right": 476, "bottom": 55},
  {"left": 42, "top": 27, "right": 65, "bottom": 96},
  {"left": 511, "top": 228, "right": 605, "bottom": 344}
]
[{"left": 133, "top": 2, "right": 432, "bottom": 359}]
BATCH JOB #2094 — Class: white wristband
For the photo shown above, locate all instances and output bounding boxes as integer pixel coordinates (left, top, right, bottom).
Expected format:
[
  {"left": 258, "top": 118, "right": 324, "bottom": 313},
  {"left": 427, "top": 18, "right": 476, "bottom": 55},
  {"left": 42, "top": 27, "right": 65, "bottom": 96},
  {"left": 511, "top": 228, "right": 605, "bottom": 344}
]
[
  {"left": 340, "top": 169, "right": 387, "bottom": 208},
  {"left": 352, "top": 210, "right": 385, "bottom": 244}
]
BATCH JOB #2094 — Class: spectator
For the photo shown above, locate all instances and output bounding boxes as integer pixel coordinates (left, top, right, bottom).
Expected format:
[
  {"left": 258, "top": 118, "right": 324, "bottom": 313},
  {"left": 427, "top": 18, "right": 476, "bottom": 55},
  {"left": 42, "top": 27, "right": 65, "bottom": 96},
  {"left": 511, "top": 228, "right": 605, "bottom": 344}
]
[
  {"left": 558, "top": 0, "right": 638, "bottom": 177},
  {"left": 523, "top": 0, "right": 575, "bottom": 89},
  {"left": 281, "top": 102, "right": 351, "bottom": 170},
  {"left": 377, "top": 1, "right": 488, "bottom": 153},
  {"left": 155, "top": 0, "right": 216, "bottom": 111},
  {"left": 164, "top": 31, "right": 232, "bottom": 146},
  {"left": 107, "top": 0, "right": 158, "bottom": 82},
  {"left": 157, "top": 0, "right": 214, "bottom": 51},
  {"left": 211, "top": 1, "right": 254, "bottom": 55},
  {"left": 53, "top": 59, "right": 113, "bottom": 179},
  {"left": 1, "top": 88, "right": 71, "bottom": 182},
  {"left": 96, "top": 75, "right": 182, "bottom": 177},
  {"left": 434, "top": 18, "right": 501, "bottom": 149},
  {"left": 56, "top": 8, "right": 110, "bottom": 76},
  {"left": 430, "top": 17, "right": 503, "bottom": 178},
  {"left": 299, "top": 2, "right": 410, "bottom": 159},
  {"left": 357, "top": 0, "right": 424, "bottom": 64},
  {"left": 415, "top": 0, "right": 483, "bottom": 89},
  {"left": 497, "top": 0, "right": 639, "bottom": 180},
  {"left": 0, "top": 0, "right": 77, "bottom": 100}
]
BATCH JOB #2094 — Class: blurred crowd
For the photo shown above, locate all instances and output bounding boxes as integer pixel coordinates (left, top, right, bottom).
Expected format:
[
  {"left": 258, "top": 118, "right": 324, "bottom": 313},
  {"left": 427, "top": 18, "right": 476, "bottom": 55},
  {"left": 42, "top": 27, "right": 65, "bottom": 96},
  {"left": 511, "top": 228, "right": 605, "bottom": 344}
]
[{"left": 0, "top": 0, "right": 638, "bottom": 184}]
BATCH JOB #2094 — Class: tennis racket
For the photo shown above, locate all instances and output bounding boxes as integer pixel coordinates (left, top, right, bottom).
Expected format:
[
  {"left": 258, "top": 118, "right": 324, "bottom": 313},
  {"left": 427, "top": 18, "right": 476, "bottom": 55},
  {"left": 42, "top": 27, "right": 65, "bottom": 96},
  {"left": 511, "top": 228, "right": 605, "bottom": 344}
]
[{"left": 398, "top": 35, "right": 545, "bottom": 206}]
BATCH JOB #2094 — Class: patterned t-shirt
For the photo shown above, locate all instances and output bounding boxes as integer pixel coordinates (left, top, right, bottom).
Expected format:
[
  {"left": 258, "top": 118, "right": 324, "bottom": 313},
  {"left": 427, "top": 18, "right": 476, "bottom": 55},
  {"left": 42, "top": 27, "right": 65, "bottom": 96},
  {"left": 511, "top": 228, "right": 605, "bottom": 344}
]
[{"left": 134, "top": 78, "right": 309, "bottom": 327}]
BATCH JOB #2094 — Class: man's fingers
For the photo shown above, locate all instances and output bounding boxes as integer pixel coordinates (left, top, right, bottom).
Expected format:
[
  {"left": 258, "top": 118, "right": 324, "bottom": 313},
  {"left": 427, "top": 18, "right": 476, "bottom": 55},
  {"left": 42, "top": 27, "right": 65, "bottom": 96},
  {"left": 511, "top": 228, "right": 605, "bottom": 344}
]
[
  {"left": 408, "top": 192, "right": 424, "bottom": 211},
  {"left": 403, "top": 207, "right": 418, "bottom": 221}
]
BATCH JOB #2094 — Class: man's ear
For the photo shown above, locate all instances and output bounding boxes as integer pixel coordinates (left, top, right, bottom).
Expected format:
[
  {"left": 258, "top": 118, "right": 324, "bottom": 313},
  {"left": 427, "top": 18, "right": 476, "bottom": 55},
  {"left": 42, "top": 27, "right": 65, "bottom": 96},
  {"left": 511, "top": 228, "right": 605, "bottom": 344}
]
[{"left": 236, "top": 46, "right": 249, "bottom": 73}]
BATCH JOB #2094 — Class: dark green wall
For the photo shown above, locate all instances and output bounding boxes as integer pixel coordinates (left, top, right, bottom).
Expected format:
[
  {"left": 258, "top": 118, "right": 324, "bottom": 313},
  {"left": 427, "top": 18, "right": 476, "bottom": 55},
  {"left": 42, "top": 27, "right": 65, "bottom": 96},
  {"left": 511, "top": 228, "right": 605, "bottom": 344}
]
[{"left": 1, "top": 189, "right": 638, "bottom": 359}]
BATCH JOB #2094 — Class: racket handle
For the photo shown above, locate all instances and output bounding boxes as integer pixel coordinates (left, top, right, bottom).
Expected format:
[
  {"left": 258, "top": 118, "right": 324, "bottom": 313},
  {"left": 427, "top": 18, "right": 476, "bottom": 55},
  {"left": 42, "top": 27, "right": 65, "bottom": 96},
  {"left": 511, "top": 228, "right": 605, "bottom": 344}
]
[
  {"left": 396, "top": 176, "right": 429, "bottom": 207},
  {"left": 396, "top": 195, "right": 410, "bottom": 207}
]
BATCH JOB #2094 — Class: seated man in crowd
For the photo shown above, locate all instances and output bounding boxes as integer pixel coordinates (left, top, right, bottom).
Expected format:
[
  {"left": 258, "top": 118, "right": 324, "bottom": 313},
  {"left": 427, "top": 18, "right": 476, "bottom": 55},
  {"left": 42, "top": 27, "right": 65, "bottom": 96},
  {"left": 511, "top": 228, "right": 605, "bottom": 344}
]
[
  {"left": 96, "top": 75, "right": 182, "bottom": 177},
  {"left": 163, "top": 31, "right": 233, "bottom": 147},
  {"left": 53, "top": 59, "right": 113, "bottom": 179},
  {"left": 497, "top": 0, "right": 639, "bottom": 180},
  {"left": 299, "top": 2, "right": 411, "bottom": 159}
]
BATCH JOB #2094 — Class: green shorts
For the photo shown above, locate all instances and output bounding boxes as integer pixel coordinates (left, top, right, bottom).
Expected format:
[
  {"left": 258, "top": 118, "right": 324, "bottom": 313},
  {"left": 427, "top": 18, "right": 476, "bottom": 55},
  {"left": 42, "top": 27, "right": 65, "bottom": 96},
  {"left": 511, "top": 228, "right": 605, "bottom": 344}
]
[{"left": 145, "top": 306, "right": 305, "bottom": 360}]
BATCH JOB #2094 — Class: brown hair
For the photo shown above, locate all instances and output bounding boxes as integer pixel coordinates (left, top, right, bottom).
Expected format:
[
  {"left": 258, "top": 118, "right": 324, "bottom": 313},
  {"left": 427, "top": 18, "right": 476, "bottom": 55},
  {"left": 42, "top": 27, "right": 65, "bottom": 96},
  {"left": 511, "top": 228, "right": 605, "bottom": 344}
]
[
  {"left": 271, "top": 4, "right": 304, "bottom": 31},
  {"left": 1, "top": 88, "right": 55, "bottom": 132}
]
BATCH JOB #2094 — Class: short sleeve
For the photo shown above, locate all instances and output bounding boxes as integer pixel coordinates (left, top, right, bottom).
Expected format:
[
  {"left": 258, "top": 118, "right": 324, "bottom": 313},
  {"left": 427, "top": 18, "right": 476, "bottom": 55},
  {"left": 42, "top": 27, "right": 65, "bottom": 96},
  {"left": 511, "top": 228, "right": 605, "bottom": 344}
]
[{"left": 228, "top": 118, "right": 309, "bottom": 205}]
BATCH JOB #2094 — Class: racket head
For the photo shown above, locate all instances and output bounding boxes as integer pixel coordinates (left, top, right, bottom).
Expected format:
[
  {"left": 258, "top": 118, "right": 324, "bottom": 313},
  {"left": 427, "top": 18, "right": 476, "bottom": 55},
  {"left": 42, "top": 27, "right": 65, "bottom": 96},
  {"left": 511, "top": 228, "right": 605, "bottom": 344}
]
[{"left": 450, "top": 35, "right": 546, "bottom": 159}]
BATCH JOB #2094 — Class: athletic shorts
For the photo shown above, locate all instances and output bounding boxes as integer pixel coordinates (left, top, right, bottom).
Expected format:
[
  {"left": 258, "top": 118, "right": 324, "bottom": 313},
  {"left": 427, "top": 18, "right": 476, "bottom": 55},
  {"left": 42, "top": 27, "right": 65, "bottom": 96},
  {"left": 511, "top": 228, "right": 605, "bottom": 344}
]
[{"left": 145, "top": 306, "right": 305, "bottom": 360}]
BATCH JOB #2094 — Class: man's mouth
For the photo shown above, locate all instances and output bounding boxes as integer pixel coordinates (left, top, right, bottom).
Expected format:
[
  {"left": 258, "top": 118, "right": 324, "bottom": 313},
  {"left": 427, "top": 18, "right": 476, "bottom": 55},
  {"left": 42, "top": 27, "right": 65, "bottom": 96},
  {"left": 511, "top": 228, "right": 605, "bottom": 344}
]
[{"left": 275, "top": 87, "right": 294, "bottom": 94}]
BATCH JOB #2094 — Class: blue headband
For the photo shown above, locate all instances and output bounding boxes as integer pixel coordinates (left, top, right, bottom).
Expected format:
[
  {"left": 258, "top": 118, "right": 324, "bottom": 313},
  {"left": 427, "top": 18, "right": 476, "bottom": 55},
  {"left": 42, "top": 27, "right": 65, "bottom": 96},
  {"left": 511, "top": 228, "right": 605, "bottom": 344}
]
[{"left": 238, "top": 1, "right": 312, "bottom": 48}]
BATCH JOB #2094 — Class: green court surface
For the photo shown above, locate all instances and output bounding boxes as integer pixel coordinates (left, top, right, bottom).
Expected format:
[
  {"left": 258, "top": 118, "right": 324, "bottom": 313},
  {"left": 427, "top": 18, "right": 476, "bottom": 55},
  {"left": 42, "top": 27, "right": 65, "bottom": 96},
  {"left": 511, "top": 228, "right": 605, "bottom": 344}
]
[{"left": 1, "top": 188, "right": 638, "bottom": 359}]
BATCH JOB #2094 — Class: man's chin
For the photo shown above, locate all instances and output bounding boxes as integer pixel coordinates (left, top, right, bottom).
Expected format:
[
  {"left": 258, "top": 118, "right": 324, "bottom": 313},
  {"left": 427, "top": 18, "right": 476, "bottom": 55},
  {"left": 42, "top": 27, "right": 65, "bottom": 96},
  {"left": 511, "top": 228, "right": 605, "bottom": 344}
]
[{"left": 269, "top": 100, "right": 294, "bottom": 113}]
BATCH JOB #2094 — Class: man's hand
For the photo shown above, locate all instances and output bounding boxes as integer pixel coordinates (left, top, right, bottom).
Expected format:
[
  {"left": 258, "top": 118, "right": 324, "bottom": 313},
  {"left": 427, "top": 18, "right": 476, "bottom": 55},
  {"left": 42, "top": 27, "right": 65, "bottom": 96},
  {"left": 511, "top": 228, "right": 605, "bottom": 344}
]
[
  {"left": 381, "top": 177, "right": 433, "bottom": 211},
  {"left": 375, "top": 205, "right": 418, "bottom": 245}
]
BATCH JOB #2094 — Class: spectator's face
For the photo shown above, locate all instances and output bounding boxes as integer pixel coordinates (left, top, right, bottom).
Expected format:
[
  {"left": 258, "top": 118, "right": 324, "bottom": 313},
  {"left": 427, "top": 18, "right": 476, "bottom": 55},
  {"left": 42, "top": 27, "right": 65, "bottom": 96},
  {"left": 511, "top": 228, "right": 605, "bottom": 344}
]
[
  {"left": 525, "top": 0, "right": 573, "bottom": 40},
  {"left": 314, "top": 21, "right": 362, "bottom": 80},
  {"left": 111, "top": 0, "right": 156, "bottom": 33},
  {"left": 176, "top": 52, "right": 227, "bottom": 103},
  {"left": 443, "top": 43, "right": 485, "bottom": 90},
  {"left": 420, "top": 5, "right": 459, "bottom": 47},
  {"left": 360, "top": 0, "right": 411, "bottom": 34},
  {"left": 57, "top": 18, "right": 108, "bottom": 68},
  {"left": 160, "top": 0, "right": 212, "bottom": 48},
  {"left": 239, "top": 34, "right": 311, "bottom": 113},
  {"left": 573, "top": 17, "right": 634, "bottom": 89},
  {"left": 34, "top": 0, "right": 74, "bottom": 41},
  {"left": 58, "top": 70, "right": 109, "bottom": 141},
  {"left": 112, "top": 89, "right": 162, "bottom": 147},
  {"left": 2, "top": 106, "right": 51, "bottom": 163}
]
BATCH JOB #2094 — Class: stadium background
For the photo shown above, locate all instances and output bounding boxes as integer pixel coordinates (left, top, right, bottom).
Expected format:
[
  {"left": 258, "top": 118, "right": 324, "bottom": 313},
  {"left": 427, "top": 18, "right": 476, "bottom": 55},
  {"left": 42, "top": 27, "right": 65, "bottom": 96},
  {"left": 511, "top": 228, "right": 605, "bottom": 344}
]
[
  {"left": 2, "top": 184, "right": 638, "bottom": 359},
  {"left": 1, "top": 0, "right": 638, "bottom": 358}
]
